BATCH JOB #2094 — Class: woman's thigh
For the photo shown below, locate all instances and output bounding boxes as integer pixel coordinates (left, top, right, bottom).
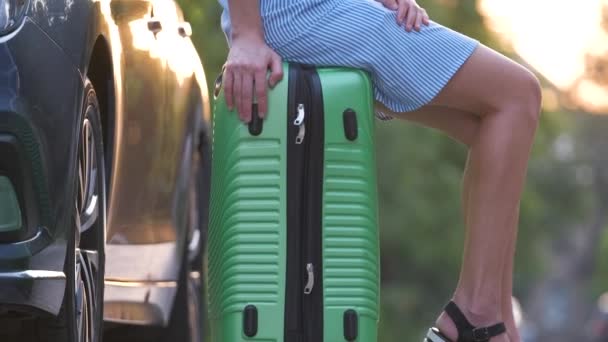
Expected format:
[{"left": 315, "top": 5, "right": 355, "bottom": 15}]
[
  {"left": 427, "top": 45, "right": 542, "bottom": 118},
  {"left": 267, "top": 1, "right": 540, "bottom": 119},
  {"left": 269, "top": 0, "right": 480, "bottom": 113},
  {"left": 376, "top": 102, "right": 480, "bottom": 147}
]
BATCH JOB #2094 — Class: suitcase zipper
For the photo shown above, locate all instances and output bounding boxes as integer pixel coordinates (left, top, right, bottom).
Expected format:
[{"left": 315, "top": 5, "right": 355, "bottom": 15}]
[
  {"left": 285, "top": 65, "right": 324, "bottom": 342},
  {"left": 285, "top": 64, "right": 306, "bottom": 342},
  {"left": 303, "top": 263, "right": 314, "bottom": 294},
  {"left": 303, "top": 67, "right": 324, "bottom": 342},
  {"left": 294, "top": 103, "right": 306, "bottom": 125},
  {"left": 294, "top": 104, "right": 306, "bottom": 145},
  {"left": 298, "top": 68, "right": 315, "bottom": 341}
]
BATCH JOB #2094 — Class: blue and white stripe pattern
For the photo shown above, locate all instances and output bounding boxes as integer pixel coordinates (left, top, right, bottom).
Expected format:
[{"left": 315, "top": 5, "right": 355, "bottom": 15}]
[{"left": 219, "top": 0, "right": 479, "bottom": 120}]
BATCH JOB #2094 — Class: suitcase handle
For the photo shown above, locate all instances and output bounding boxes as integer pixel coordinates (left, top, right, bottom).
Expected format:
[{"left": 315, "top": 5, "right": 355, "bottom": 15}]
[{"left": 248, "top": 103, "right": 263, "bottom": 136}]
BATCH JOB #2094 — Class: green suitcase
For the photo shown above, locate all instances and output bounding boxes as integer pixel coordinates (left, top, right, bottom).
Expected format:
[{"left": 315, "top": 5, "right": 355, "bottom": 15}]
[{"left": 208, "top": 63, "right": 380, "bottom": 342}]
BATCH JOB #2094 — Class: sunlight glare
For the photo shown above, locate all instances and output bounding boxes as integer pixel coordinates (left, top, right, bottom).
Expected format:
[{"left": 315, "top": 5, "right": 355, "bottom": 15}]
[
  {"left": 478, "top": 0, "right": 604, "bottom": 89},
  {"left": 576, "top": 80, "right": 608, "bottom": 111}
]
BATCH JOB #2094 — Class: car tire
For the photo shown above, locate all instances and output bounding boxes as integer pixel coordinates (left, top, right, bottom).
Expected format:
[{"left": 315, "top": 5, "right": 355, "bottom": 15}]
[
  {"left": 70, "top": 79, "right": 106, "bottom": 342},
  {"left": 23, "top": 79, "right": 106, "bottom": 342}
]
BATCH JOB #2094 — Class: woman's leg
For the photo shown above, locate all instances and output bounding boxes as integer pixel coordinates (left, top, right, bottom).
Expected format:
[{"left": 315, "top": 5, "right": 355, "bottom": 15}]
[
  {"left": 499, "top": 211, "right": 520, "bottom": 341},
  {"left": 375, "top": 103, "right": 480, "bottom": 147},
  {"left": 460, "top": 143, "right": 521, "bottom": 342},
  {"left": 461, "top": 152, "right": 522, "bottom": 342},
  {"left": 432, "top": 45, "right": 540, "bottom": 342},
  {"left": 377, "top": 103, "right": 522, "bottom": 341},
  {"left": 381, "top": 44, "right": 540, "bottom": 341}
]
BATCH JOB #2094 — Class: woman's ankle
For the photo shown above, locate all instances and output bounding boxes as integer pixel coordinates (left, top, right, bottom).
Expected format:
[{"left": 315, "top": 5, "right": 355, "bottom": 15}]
[
  {"left": 434, "top": 306, "right": 510, "bottom": 342},
  {"left": 434, "top": 297, "right": 503, "bottom": 341},
  {"left": 451, "top": 294, "right": 503, "bottom": 327}
]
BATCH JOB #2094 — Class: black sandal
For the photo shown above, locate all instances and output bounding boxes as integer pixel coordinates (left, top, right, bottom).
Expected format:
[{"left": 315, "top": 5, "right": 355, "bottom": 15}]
[{"left": 424, "top": 301, "right": 507, "bottom": 342}]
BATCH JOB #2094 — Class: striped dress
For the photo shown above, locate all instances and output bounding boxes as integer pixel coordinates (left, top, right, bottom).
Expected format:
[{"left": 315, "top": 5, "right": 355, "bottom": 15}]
[{"left": 218, "top": 0, "right": 479, "bottom": 120}]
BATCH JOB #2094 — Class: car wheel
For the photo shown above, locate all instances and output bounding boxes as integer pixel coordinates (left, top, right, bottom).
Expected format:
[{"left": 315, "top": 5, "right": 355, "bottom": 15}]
[
  {"left": 72, "top": 79, "right": 106, "bottom": 342},
  {"left": 25, "top": 80, "right": 106, "bottom": 342}
]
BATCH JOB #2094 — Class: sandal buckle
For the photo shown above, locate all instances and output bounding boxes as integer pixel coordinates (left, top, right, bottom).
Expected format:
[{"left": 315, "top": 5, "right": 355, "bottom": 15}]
[{"left": 472, "top": 327, "right": 490, "bottom": 341}]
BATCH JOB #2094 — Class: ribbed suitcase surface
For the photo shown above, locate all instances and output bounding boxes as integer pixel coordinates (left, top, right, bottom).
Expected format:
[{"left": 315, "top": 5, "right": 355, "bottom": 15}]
[
  {"left": 208, "top": 74, "right": 288, "bottom": 341},
  {"left": 208, "top": 64, "right": 379, "bottom": 342},
  {"left": 319, "top": 69, "right": 380, "bottom": 342}
]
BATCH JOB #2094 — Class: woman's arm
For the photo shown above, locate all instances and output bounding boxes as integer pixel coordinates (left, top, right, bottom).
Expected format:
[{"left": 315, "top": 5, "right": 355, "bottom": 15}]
[{"left": 224, "top": 0, "right": 283, "bottom": 122}]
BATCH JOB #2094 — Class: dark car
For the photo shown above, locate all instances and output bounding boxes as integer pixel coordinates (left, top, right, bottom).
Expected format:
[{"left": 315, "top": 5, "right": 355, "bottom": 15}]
[{"left": 0, "top": 0, "right": 211, "bottom": 340}]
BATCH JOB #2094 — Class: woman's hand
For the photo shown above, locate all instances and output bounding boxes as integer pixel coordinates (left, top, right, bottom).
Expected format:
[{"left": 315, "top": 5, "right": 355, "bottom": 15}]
[
  {"left": 377, "top": 0, "right": 430, "bottom": 32},
  {"left": 224, "top": 34, "right": 284, "bottom": 123}
]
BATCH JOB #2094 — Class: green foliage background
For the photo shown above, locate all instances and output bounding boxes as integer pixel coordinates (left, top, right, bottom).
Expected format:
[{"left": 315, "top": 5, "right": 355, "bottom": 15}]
[{"left": 176, "top": 0, "right": 591, "bottom": 340}]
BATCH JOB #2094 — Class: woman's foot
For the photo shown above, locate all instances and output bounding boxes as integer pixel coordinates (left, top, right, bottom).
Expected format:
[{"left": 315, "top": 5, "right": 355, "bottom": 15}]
[
  {"left": 502, "top": 318, "right": 521, "bottom": 342},
  {"left": 434, "top": 314, "right": 510, "bottom": 342},
  {"left": 431, "top": 301, "right": 510, "bottom": 342}
]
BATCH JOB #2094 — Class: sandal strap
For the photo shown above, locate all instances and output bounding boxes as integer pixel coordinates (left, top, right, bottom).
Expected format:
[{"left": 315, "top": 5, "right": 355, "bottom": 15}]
[
  {"left": 444, "top": 302, "right": 475, "bottom": 331},
  {"left": 460, "top": 324, "right": 506, "bottom": 342},
  {"left": 444, "top": 301, "right": 506, "bottom": 342}
]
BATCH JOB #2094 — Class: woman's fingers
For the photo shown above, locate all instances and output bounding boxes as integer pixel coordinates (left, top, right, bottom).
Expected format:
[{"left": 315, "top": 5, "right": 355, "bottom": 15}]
[
  {"left": 254, "top": 70, "right": 267, "bottom": 118},
  {"left": 233, "top": 72, "right": 243, "bottom": 119},
  {"left": 394, "top": 1, "right": 429, "bottom": 31},
  {"left": 422, "top": 8, "right": 430, "bottom": 25},
  {"left": 396, "top": 1, "right": 409, "bottom": 25},
  {"left": 405, "top": 4, "right": 418, "bottom": 31},
  {"left": 241, "top": 73, "right": 254, "bottom": 122},
  {"left": 414, "top": 9, "right": 423, "bottom": 31},
  {"left": 223, "top": 68, "right": 234, "bottom": 110},
  {"left": 379, "top": 0, "right": 398, "bottom": 10},
  {"left": 268, "top": 52, "right": 284, "bottom": 88},
  {"left": 225, "top": 43, "right": 283, "bottom": 122}
]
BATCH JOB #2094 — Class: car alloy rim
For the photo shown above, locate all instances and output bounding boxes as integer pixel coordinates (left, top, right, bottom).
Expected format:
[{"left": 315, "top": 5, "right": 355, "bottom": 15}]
[
  {"left": 75, "top": 250, "right": 91, "bottom": 341},
  {"left": 78, "top": 118, "right": 99, "bottom": 234},
  {"left": 75, "top": 113, "right": 101, "bottom": 342}
]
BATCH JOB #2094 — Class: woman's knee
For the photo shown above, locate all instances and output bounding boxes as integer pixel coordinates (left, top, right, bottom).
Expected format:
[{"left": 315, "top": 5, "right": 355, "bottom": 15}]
[
  {"left": 518, "top": 68, "right": 542, "bottom": 120},
  {"left": 504, "top": 67, "right": 543, "bottom": 125},
  {"left": 432, "top": 46, "right": 542, "bottom": 122}
]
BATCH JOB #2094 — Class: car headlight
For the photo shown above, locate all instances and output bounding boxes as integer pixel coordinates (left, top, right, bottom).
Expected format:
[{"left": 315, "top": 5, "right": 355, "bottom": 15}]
[{"left": 0, "top": 0, "right": 27, "bottom": 35}]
